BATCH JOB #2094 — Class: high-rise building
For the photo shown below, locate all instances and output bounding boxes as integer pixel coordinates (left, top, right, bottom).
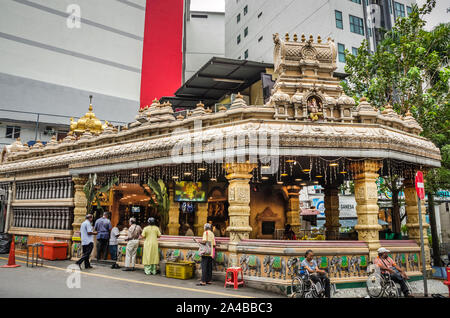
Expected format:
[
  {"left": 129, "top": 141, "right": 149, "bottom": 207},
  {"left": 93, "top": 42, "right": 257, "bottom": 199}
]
[
  {"left": 0, "top": 0, "right": 223, "bottom": 146},
  {"left": 226, "top": 0, "right": 417, "bottom": 74}
]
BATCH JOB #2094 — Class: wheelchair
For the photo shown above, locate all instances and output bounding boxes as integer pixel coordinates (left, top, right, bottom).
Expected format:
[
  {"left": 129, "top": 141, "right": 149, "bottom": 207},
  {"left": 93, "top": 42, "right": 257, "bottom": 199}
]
[
  {"left": 366, "top": 265, "right": 413, "bottom": 298},
  {"left": 291, "top": 266, "right": 328, "bottom": 298}
]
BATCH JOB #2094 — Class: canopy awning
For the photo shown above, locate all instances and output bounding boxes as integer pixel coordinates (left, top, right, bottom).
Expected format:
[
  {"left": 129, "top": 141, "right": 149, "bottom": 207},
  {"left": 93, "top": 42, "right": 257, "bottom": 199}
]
[{"left": 160, "top": 57, "right": 273, "bottom": 108}]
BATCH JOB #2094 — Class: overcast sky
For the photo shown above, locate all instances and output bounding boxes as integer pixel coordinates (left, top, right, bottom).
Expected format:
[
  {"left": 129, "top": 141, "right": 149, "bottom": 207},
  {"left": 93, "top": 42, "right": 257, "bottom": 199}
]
[{"left": 190, "top": 0, "right": 225, "bottom": 12}]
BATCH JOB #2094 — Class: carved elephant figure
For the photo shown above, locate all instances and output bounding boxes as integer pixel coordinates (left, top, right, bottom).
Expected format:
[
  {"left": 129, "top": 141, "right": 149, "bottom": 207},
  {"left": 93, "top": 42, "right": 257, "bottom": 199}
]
[
  {"left": 186, "top": 250, "right": 202, "bottom": 264},
  {"left": 330, "top": 256, "right": 350, "bottom": 277},
  {"left": 166, "top": 249, "right": 184, "bottom": 262},
  {"left": 239, "top": 254, "right": 262, "bottom": 277},
  {"left": 214, "top": 251, "right": 228, "bottom": 270},
  {"left": 263, "top": 255, "right": 286, "bottom": 280},
  {"left": 349, "top": 256, "right": 363, "bottom": 276},
  {"left": 287, "top": 257, "right": 305, "bottom": 277},
  {"left": 408, "top": 253, "right": 419, "bottom": 271}
]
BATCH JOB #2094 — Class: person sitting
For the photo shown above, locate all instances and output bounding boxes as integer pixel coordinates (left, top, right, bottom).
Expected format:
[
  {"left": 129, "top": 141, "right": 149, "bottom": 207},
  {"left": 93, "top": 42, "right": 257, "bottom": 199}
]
[
  {"left": 213, "top": 224, "right": 221, "bottom": 238},
  {"left": 300, "top": 249, "right": 331, "bottom": 298},
  {"left": 283, "top": 224, "right": 297, "bottom": 240},
  {"left": 374, "top": 247, "right": 412, "bottom": 297}
]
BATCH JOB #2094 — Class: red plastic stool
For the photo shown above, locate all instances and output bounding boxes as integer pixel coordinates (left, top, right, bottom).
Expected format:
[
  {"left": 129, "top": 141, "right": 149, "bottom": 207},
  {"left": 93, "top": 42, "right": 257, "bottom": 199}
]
[{"left": 224, "top": 267, "right": 244, "bottom": 289}]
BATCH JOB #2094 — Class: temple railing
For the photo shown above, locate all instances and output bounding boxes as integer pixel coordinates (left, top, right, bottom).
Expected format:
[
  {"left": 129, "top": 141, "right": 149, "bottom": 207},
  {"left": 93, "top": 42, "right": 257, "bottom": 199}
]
[
  {"left": 12, "top": 207, "right": 73, "bottom": 230},
  {"left": 15, "top": 177, "right": 73, "bottom": 200}
]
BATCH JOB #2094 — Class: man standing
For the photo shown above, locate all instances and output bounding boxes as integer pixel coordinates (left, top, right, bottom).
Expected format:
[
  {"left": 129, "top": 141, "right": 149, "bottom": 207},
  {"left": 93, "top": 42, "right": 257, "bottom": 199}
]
[
  {"left": 109, "top": 223, "right": 121, "bottom": 269},
  {"left": 94, "top": 212, "right": 112, "bottom": 260},
  {"left": 76, "top": 214, "right": 97, "bottom": 270},
  {"left": 122, "top": 217, "right": 142, "bottom": 271}
]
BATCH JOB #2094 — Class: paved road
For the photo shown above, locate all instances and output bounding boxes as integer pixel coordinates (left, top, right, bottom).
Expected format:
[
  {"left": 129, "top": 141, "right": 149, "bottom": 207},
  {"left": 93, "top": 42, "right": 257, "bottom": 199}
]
[{"left": 0, "top": 255, "right": 284, "bottom": 298}]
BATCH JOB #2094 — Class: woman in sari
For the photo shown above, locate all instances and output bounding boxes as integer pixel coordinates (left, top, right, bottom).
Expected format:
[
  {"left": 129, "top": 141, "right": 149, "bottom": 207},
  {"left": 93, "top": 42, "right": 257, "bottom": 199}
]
[{"left": 141, "top": 217, "right": 161, "bottom": 275}]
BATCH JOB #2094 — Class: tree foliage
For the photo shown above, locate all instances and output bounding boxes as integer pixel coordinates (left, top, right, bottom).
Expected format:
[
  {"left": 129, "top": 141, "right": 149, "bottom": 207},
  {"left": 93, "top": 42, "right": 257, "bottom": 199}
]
[{"left": 342, "top": 0, "right": 450, "bottom": 191}]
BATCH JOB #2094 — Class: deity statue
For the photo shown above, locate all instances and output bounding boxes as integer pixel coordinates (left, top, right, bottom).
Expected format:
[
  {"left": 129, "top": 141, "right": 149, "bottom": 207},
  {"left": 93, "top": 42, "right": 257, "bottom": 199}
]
[{"left": 307, "top": 96, "right": 323, "bottom": 121}]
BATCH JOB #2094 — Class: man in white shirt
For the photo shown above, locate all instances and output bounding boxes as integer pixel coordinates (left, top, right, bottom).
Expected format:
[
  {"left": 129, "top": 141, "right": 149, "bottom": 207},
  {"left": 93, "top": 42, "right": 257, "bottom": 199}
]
[
  {"left": 122, "top": 218, "right": 142, "bottom": 271},
  {"left": 109, "top": 223, "right": 121, "bottom": 269},
  {"left": 75, "top": 214, "right": 97, "bottom": 270}
]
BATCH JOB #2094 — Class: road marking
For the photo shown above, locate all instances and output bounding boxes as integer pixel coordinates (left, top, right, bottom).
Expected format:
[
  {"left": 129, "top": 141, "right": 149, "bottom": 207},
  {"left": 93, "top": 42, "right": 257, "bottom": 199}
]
[{"left": 0, "top": 257, "right": 253, "bottom": 298}]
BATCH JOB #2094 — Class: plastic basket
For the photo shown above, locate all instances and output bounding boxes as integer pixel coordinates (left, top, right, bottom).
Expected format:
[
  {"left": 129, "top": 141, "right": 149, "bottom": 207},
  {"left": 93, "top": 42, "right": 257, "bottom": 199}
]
[{"left": 166, "top": 261, "right": 195, "bottom": 280}]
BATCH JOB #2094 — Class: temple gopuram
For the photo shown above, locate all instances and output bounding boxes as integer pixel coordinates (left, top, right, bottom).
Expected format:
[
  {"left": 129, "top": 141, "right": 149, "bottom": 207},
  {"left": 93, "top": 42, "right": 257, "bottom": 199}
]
[{"left": 0, "top": 34, "right": 441, "bottom": 294}]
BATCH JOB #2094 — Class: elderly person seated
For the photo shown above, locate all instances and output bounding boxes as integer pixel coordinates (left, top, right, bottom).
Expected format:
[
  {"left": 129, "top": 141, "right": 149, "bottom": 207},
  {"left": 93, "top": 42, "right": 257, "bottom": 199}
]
[
  {"left": 374, "top": 247, "right": 412, "bottom": 297},
  {"left": 301, "top": 249, "right": 331, "bottom": 298}
]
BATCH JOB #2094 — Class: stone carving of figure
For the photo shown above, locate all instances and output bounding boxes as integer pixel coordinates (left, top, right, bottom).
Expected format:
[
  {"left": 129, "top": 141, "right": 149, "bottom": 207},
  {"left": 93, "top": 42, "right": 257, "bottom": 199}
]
[{"left": 307, "top": 96, "right": 323, "bottom": 121}]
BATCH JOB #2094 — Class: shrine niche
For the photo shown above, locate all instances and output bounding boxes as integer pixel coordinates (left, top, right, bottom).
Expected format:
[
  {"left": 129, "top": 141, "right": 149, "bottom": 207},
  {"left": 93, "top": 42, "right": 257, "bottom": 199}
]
[
  {"left": 255, "top": 207, "right": 282, "bottom": 239},
  {"left": 207, "top": 187, "right": 228, "bottom": 235},
  {"left": 306, "top": 95, "right": 323, "bottom": 121}
]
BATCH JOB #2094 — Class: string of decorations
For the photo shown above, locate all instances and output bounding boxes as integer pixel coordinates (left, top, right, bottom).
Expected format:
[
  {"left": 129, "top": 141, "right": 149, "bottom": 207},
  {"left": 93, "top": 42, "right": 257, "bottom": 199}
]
[{"left": 95, "top": 156, "right": 423, "bottom": 189}]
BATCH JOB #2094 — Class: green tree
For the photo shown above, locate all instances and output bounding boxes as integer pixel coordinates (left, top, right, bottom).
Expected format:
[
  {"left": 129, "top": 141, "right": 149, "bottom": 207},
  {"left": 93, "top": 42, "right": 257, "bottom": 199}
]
[
  {"left": 143, "top": 178, "right": 170, "bottom": 234},
  {"left": 83, "top": 174, "right": 119, "bottom": 216},
  {"left": 342, "top": 0, "right": 449, "bottom": 265}
]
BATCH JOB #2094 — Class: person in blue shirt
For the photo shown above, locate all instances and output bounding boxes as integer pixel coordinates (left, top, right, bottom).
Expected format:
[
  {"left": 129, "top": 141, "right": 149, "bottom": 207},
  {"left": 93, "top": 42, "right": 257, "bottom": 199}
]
[
  {"left": 75, "top": 214, "right": 97, "bottom": 270},
  {"left": 300, "top": 249, "right": 331, "bottom": 298},
  {"left": 94, "top": 212, "right": 112, "bottom": 260}
]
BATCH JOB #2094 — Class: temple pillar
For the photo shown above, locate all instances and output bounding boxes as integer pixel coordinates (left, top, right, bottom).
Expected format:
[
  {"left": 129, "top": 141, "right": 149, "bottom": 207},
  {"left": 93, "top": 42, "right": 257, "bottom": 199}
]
[
  {"left": 286, "top": 185, "right": 301, "bottom": 234},
  {"left": 324, "top": 187, "right": 340, "bottom": 240},
  {"left": 225, "top": 162, "right": 257, "bottom": 267},
  {"left": 167, "top": 188, "right": 180, "bottom": 235},
  {"left": 404, "top": 180, "right": 431, "bottom": 270},
  {"left": 194, "top": 202, "right": 208, "bottom": 236},
  {"left": 350, "top": 160, "right": 382, "bottom": 260},
  {"left": 72, "top": 176, "right": 88, "bottom": 234}
]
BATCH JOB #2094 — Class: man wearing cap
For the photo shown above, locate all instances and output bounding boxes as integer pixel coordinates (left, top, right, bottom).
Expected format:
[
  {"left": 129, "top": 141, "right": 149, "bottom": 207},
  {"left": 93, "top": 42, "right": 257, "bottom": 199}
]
[
  {"left": 375, "top": 247, "right": 412, "bottom": 297},
  {"left": 122, "top": 217, "right": 142, "bottom": 271}
]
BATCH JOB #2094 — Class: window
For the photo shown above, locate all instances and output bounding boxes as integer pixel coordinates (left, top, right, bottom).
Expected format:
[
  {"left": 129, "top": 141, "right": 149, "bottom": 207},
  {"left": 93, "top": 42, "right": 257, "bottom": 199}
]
[
  {"left": 407, "top": 6, "right": 412, "bottom": 15},
  {"left": 258, "top": 36, "right": 263, "bottom": 42},
  {"left": 244, "top": 5, "right": 248, "bottom": 15},
  {"left": 244, "top": 27, "right": 248, "bottom": 37},
  {"left": 338, "top": 43, "right": 346, "bottom": 62},
  {"left": 349, "top": 15, "right": 364, "bottom": 35},
  {"left": 257, "top": 12, "right": 262, "bottom": 18},
  {"left": 244, "top": 49, "right": 248, "bottom": 59},
  {"left": 352, "top": 47, "right": 358, "bottom": 56},
  {"left": 5, "top": 126, "right": 20, "bottom": 139},
  {"left": 350, "top": 0, "right": 362, "bottom": 4},
  {"left": 237, "top": 13, "right": 241, "bottom": 23},
  {"left": 237, "top": 34, "right": 241, "bottom": 44},
  {"left": 335, "top": 10, "right": 343, "bottom": 29},
  {"left": 394, "top": 2, "right": 405, "bottom": 18},
  {"left": 388, "top": 0, "right": 393, "bottom": 14},
  {"left": 191, "top": 14, "right": 208, "bottom": 19}
]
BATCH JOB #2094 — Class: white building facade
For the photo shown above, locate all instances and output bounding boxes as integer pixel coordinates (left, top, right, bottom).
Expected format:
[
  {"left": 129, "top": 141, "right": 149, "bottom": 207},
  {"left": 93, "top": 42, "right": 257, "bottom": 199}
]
[
  {"left": 0, "top": 0, "right": 224, "bottom": 146},
  {"left": 225, "top": 0, "right": 417, "bottom": 74}
]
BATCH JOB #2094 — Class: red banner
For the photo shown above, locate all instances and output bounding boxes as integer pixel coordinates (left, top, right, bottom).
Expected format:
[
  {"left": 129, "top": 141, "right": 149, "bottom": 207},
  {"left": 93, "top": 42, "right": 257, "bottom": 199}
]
[{"left": 140, "top": 0, "right": 184, "bottom": 108}]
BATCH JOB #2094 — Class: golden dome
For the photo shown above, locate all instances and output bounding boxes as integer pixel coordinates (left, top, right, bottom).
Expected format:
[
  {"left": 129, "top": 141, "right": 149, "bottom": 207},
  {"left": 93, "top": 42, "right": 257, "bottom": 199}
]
[{"left": 70, "top": 97, "right": 105, "bottom": 135}]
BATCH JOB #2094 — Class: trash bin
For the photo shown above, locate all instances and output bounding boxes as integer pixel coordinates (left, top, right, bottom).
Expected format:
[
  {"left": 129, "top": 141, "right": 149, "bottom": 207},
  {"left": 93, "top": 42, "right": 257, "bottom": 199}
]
[
  {"left": 0, "top": 233, "right": 12, "bottom": 254},
  {"left": 39, "top": 241, "right": 68, "bottom": 260}
]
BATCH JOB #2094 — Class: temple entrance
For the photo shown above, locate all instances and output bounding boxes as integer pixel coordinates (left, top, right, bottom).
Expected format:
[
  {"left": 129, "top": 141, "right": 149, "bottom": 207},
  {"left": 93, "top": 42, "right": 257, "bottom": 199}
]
[{"left": 206, "top": 187, "right": 228, "bottom": 237}]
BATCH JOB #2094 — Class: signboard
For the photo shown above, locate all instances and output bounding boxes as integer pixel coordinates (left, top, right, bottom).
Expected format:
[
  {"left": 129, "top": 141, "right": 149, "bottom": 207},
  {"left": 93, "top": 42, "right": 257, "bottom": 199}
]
[{"left": 415, "top": 171, "right": 425, "bottom": 200}]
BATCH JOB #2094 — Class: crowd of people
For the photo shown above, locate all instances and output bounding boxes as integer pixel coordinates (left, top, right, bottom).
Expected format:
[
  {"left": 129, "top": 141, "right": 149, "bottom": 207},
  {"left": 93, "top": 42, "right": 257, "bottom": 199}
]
[{"left": 75, "top": 213, "right": 216, "bottom": 283}]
